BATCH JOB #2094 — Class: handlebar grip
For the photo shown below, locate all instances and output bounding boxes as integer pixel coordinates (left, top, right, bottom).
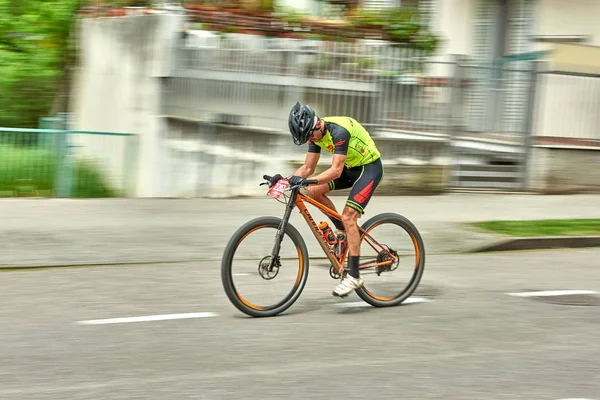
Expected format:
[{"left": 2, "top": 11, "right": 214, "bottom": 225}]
[
  {"left": 304, "top": 179, "right": 318, "bottom": 185},
  {"left": 263, "top": 175, "right": 272, "bottom": 181}
]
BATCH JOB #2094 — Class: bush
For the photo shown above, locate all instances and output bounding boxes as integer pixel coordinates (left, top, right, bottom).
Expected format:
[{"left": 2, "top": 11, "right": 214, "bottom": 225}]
[{"left": 0, "top": 144, "right": 119, "bottom": 198}]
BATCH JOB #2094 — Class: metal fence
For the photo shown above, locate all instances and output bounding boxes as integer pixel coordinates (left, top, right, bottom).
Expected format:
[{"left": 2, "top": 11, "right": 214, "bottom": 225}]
[
  {"left": 0, "top": 127, "right": 139, "bottom": 198},
  {"left": 171, "top": 33, "right": 536, "bottom": 140}
]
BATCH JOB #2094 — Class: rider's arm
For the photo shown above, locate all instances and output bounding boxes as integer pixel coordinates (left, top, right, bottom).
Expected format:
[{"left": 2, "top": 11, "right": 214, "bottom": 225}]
[
  {"left": 312, "top": 124, "right": 349, "bottom": 184},
  {"left": 292, "top": 151, "right": 320, "bottom": 178},
  {"left": 312, "top": 154, "right": 346, "bottom": 184}
]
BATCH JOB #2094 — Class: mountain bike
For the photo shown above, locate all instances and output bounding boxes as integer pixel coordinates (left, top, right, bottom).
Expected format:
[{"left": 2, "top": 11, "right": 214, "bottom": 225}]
[{"left": 221, "top": 175, "right": 426, "bottom": 317}]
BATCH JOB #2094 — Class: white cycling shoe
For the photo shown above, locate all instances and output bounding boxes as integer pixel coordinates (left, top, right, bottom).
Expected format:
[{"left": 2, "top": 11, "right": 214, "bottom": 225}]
[{"left": 332, "top": 274, "right": 364, "bottom": 297}]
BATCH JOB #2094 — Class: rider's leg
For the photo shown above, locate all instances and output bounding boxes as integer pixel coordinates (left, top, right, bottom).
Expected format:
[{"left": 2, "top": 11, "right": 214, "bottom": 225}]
[
  {"left": 332, "top": 159, "right": 384, "bottom": 297},
  {"left": 341, "top": 206, "right": 361, "bottom": 278},
  {"left": 307, "top": 182, "right": 345, "bottom": 231},
  {"left": 332, "top": 204, "right": 364, "bottom": 297}
]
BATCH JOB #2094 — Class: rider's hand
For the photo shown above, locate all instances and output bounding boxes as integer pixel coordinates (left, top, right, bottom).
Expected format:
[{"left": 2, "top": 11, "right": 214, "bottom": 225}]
[
  {"left": 269, "top": 174, "right": 284, "bottom": 187},
  {"left": 288, "top": 175, "right": 306, "bottom": 186}
]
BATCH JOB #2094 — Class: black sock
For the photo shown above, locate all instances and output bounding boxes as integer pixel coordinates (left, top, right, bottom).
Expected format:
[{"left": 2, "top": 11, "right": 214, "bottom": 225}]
[
  {"left": 330, "top": 218, "right": 345, "bottom": 231},
  {"left": 348, "top": 256, "right": 359, "bottom": 279}
]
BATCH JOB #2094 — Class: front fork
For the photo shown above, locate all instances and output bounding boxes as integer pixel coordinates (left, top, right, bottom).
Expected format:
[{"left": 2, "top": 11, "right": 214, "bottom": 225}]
[{"left": 268, "top": 187, "right": 299, "bottom": 267}]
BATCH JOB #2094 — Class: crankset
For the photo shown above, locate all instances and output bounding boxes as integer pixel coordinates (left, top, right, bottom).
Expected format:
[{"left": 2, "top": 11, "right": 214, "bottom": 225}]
[
  {"left": 258, "top": 255, "right": 280, "bottom": 280},
  {"left": 329, "top": 265, "right": 348, "bottom": 280}
]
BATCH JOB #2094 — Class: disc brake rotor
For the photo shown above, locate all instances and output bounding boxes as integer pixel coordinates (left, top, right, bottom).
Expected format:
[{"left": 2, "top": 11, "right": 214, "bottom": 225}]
[{"left": 258, "top": 256, "right": 280, "bottom": 280}]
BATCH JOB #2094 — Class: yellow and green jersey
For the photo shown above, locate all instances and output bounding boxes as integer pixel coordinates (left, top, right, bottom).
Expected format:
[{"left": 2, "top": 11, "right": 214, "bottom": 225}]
[{"left": 308, "top": 116, "right": 381, "bottom": 168}]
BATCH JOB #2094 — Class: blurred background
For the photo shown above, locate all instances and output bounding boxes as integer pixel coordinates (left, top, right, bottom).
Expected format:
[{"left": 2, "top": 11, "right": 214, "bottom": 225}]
[{"left": 1, "top": 0, "right": 599, "bottom": 199}]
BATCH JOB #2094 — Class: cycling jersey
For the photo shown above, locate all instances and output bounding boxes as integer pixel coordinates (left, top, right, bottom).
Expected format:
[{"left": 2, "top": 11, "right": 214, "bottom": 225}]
[{"left": 308, "top": 116, "right": 381, "bottom": 168}]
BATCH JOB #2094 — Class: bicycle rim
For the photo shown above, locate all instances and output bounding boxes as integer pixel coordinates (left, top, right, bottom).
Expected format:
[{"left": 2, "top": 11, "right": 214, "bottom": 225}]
[
  {"left": 354, "top": 213, "right": 425, "bottom": 307},
  {"left": 221, "top": 217, "right": 309, "bottom": 317}
]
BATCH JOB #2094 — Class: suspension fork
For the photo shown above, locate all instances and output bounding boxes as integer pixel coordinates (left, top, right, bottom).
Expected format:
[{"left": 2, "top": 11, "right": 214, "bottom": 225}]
[{"left": 269, "top": 187, "right": 299, "bottom": 263}]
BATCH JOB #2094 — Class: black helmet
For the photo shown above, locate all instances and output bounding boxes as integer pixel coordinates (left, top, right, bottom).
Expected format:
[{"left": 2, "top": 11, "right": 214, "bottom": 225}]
[{"left": 288, "top": 102, "right": 317, "bottom": 145}]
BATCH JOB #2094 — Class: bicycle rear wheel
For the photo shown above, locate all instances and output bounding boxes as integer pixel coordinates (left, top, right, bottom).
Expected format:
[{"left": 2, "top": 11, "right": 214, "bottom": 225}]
[
  {"left": 354, "top": 213, "right": 425, "bottom": 307},
  {"left": 221, "top": 216, "right": 310, "bottom": 317}
]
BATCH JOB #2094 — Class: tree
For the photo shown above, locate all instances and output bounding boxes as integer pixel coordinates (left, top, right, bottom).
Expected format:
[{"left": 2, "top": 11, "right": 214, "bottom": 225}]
[{"left": 0, "top": 0, "right": 80, "bottom": 128}]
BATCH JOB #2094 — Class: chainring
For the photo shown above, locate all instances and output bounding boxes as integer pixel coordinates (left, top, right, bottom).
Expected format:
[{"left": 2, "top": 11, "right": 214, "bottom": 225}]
[{"left": 329, "top": 265, "right": 341, "bottom": 279}]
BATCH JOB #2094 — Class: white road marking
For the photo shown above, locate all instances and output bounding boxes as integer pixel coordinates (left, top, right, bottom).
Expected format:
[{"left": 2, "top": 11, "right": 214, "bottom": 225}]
[
  {"left": 506, "top": 290, "right": 597, "bottom": 297},
  {"left": 332, "top": 297, "right": 433, "bottom": 308},
  {"left": 76, "top": 312, "right": 218, "bottom": 325}
]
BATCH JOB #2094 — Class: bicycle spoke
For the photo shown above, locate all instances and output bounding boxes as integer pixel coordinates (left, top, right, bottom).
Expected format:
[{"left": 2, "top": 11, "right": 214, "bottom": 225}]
[
  {"left": 356, "top": 214, "right": 425, "bottom": 306},
  {"left": 222, "top": 217, "right": 309, "bottom": 317}
]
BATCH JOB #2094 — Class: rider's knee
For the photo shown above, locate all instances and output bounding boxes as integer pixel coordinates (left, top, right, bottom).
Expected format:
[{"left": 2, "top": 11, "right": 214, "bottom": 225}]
[
  {"left": 307, "top": 184, "right": 329, "bottom": 199},
  {"left": 341, "top": 207, "right": 360, "bottom": 227}
]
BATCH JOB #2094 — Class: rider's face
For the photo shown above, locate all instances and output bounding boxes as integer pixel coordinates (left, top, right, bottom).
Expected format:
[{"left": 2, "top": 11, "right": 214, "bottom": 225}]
[{"left": 309, "top": 121, "right": 323, "bottom": 142}]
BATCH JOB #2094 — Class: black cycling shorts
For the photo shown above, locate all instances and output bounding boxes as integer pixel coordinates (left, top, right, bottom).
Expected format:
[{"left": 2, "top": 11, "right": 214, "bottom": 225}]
[{"left": 327, "top": 158, "right": 384, "bottom": 214}]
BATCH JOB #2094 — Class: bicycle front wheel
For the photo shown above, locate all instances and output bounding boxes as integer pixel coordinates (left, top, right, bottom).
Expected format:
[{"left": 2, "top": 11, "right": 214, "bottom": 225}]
[
  {"left": 355, "top": 213, "right": 426, "bottom": 307},
  {"left": 221, "top": 216, "right": 310, "bottom": 317}
]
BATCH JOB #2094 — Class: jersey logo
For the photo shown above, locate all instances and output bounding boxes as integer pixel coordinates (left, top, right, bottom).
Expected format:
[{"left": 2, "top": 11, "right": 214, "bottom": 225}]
[
  {"left": 354, "top": 180, "right": 375, "bottom": 203},
  {"left": 335, "top": 140, "right": 346, "bottom": 146},
  {"left": 327, "top": 145, "right": 334, "bottom": 152}
]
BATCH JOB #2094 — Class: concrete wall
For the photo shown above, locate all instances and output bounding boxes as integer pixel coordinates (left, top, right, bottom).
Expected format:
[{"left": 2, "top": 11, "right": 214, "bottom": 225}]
[
  {"left": 533, "top": 44, "right": 600, "bottom": 142},
  {"left": 532, "top": 70, "right": 600, "bottom": 141},
  {"left": 70, "top": 13, "right": 453, "bottom": 198},
  {"left": 161, "top": 119, "right": 301, "bottom": 198},
  {"left": 161, "top": 119, "right": 451, "bottom": 198},
  {"left": 70, "top": 13, "right": 184, "bottom": 197},
  {"left": 532, "top": 0, "right": 600, "bottom": 48},
  {"left": 550, "top": 43, "right": 600, "bottom": 71},
  {"left": 430, "top": 0, "right": 477, "bottom": 58},
  {"left": 526, "top": 146, "right": 600, "bottom": 194}
]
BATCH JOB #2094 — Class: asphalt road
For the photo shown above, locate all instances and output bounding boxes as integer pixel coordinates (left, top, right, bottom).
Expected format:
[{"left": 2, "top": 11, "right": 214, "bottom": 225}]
[
  {"left": 4, "top": 193, "right": 600, "bottom": 268},
  {"left": 1, "top": 248, "right": 599, "bottom": 400}
]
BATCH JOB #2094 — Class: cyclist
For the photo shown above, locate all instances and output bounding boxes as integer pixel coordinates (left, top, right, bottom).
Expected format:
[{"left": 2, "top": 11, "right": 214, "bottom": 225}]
[{"left": 284, "top": 102, "right": 384, "bottom": 298}]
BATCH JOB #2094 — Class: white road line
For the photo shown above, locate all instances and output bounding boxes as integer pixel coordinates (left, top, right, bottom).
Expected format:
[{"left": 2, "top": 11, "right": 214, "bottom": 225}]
[
  {"left": 332, "top": 297, "right": 433, "bottom": 308},
  {"left": 506, "top": 290, "right": 597, "bottom": 297},
  {"left": 76, "top": 312, "right": 219, "bottom": 325}
]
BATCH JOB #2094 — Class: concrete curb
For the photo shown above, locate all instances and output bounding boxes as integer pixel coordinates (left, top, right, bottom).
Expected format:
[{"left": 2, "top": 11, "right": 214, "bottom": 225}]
[
  {"left": 469, "top": 235, "right": 600, "bottom": 253},
  {"left": 2, "top": 237, "right": 600, "bottom": 270},
  {"left": 0, "top": 259, "right": 203, "bottom": 271}
]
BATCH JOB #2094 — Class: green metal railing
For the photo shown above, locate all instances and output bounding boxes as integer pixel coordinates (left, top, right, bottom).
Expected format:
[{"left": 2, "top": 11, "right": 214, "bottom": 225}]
[{"left": 0, "top": 127, "right": 139, "bottom": 198}]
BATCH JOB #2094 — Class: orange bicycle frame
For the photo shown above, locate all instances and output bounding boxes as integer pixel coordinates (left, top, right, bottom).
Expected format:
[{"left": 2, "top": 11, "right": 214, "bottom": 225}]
[{"left": 294, "top": 192, "right": 397, "bottom": 273}]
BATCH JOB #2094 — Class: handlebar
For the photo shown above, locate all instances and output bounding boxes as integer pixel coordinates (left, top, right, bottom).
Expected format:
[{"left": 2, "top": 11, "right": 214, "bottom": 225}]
[{"left": 263, "top": 175, "right": 318, "bottom": 186}]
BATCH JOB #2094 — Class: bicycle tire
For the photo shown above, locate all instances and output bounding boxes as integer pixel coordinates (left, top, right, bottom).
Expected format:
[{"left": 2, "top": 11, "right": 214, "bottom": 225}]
[
  {"left": 355, "top": 212, "right": 426, "bottom": 307},
  {"left": 221, "top": 216, "right": 310, "bottom": 317}
]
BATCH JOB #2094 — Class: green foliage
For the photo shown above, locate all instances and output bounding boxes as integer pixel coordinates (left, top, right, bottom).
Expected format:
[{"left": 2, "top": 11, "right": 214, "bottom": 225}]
[
  {"left": 471, "top": 219, "right": 600, "bottom": 237},
  {"left": 273, "top": 6, "right": 306, "bottom": 25},
  {"left": 0, "top": 143, "right": 119, "bottom": 198},
  {"left": 110, "top": 0, "right": 152, "bottom": 6},
  {"left": 348, "top": 6, "right": 440, "bottom": 52},
  {"left": 0, "top": 143, "right": 58, "bottom": 194},
  {"left": 72, "top": 159, "right": 119, "bottom": 198},
  {"left": 0, "top": 0, "right": 80, "bottom": 128}
]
